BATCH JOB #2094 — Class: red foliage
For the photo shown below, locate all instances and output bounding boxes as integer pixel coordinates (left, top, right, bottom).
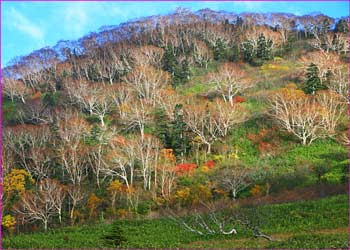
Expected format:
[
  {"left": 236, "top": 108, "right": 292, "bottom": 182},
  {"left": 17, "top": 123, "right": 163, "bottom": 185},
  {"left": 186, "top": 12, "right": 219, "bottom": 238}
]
[
  {"left": 258, "top": 142, "right": 274, "bottom": 153},
  {"left": 174, "top": 163, "right": 197, "bottom": 175},
  {"left": 204, "top": 160, "right": 215, "bottom": 169},
  {"left": 233, "top": 96, "right": 246, "bottom": 103}
]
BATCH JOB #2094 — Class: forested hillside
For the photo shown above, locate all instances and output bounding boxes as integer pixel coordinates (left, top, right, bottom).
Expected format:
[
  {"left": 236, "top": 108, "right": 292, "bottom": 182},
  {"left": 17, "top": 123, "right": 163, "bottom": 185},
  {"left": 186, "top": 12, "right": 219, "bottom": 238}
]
[{"left": 2, "top": 8, "right": 349, "bottom": 248}]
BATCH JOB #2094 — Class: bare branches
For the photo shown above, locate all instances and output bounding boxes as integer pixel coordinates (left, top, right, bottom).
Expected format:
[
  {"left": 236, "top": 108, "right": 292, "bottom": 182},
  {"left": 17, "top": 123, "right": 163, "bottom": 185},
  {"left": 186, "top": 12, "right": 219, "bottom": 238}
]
[
  {"left": 270, "top": 85, "right": 344, "bottom": 145},
  {"left": 209, "top": 63, "right": 253, "bottom": 106},
  {"left": 124, "top": 66, "right": 170, "bottom": 107}
]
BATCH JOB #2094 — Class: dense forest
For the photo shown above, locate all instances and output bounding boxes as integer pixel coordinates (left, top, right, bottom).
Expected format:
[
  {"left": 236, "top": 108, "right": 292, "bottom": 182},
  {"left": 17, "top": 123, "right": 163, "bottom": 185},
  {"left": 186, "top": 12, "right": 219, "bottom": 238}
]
[{"left": 2, "top": 8, "right": 349, "bottom": 248}]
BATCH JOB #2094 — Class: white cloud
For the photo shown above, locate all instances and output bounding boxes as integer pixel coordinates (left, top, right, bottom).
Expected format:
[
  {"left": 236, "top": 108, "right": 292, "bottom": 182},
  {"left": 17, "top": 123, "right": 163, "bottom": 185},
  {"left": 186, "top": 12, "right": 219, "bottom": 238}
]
[{"left": 9, "top": 8, "right": 44, "bottom": 42}]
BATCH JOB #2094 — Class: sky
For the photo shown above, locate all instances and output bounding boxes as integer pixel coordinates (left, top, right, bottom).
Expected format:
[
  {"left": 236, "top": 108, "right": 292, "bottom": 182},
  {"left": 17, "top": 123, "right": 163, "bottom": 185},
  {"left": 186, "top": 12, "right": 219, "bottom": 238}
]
[{"left": 2, "top": 1, "right": 349, "bottom": 67}]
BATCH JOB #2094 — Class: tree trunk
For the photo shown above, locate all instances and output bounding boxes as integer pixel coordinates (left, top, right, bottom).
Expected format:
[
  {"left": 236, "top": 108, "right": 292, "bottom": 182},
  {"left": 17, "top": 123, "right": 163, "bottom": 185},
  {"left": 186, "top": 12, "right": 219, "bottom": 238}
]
[
  {"left": 207, "top": 143, "right": 211, "bottom": 154},
  {"left": 43, "top": 220, "right": 48, "bottom": 232}
]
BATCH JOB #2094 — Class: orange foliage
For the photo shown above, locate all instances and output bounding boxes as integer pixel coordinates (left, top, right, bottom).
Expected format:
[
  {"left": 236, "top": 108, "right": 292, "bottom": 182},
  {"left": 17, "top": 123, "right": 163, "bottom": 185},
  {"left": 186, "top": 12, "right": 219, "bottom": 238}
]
[
  {"left": 86, "top": 194, "right": 102, "bottom": 219},
  {"left": 250, "top": 185, "right": 263, "bottom": 197},
  {"left": 31, "top": 92, "right": 42, "bottom": 100},
  {"left": 161, "top": 148, "right": 176, "bottom": 162}
]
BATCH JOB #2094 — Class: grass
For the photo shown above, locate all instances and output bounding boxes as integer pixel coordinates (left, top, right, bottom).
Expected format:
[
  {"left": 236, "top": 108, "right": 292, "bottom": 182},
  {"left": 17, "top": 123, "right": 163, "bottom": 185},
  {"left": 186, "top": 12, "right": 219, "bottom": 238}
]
[{"left": 4, "top": 194, "right": 348, "bottom": 249}]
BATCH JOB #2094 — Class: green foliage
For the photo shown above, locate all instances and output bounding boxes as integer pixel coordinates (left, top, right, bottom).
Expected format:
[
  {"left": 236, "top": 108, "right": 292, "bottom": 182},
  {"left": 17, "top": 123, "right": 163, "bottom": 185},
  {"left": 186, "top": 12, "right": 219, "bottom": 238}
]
[
  {"left": 257, "top": 34, "right": 272, "bottom": 60},
  {"left": 154, "top": 105, "right": 191, "bottom": 158},
  {"left": 241, "top": 40, "right": 255, "bottom": 63},
  {"left": 42, "top": 91, "right": 60, "bottom": 107},
  {"left": 102, "top": 220, "right": 127, "bottom": 247},
  {"left": 162, "top": 46, "right": 191, "bottom": 87},
  {"left": 302, "top": 63, "right": 327, "bottom": 94},
  {"left": 334, "top": 18, "right": 349, "bottom": 33},
  {"left": 2, "top": 99, "right": 20, "bottom": 125},
  {"left": 267, "top": 233, "right": 349, "bottom": 248},
  {"left": 213, "top": 39, "right": 229, "bottom": 61},
  {"left": 163, "top": 46, "right": 177, "bottom": 72},
  {"left": 231, "top": 44, "right": 240, "bottom": 62}
]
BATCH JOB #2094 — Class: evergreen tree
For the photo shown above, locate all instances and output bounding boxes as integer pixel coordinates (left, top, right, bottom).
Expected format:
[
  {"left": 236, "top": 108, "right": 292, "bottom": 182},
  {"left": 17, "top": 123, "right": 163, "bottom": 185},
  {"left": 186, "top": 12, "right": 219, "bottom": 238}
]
[
  {"left": 171, "top": 104, "right": 191, "bottom": 159},
  {"left": 154, "top": 105, "right": 191, "bottom": 159},
  {"left": 214, "top": 39, "right": 228, "bottom": 61},
  {"left": 235, "top": 16, "right": 244, "bottom": 27},
  {"left": 231, "top": 44, "right": 240, "bottom": 62},
  {"left": 154, "top": 108, "right": 172, "bottom": 148},
  {"left": 102, "top": 220, "right": 127, "bottom": 247},
  {"left": 335, "top": 18, "right": 349, "bottom": 33},
  {"left": 178, "top": 58, "right": 191, "bottom": 83},
  {"left": 257, "top": 34, "right": 273, "bottom": 60},
  {"left": 302, "top": 63, "right": 327, "bottom": 95},
  {"left": 257, "top": 34, "right": 267, "bottom": 59},
  {"left": 241, "top": 40, "right": 255, "bottom": 63},
  {"left": 163, "top": 46, "right": 177, "bottom": 75}
]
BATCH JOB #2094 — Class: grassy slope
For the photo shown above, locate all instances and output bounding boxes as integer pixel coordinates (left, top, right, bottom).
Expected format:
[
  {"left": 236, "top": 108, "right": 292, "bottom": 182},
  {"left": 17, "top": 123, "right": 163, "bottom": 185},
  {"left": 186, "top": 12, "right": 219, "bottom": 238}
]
[{"left": 4, "top": 194, "right": 348, "bottom": 249}]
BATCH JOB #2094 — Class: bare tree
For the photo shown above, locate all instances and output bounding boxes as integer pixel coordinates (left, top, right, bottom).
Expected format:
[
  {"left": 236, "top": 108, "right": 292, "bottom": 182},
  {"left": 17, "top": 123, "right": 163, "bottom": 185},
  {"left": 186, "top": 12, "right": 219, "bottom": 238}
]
[
  {"left": 2, "top": 77, "right": 32, "bottom": 103},
  {"left": 211, "top": 99, "right": 249, "bottom": 138},
  {"left": 122, "top": 99, "right": 153, "bottom": 140},
  {"left": 132, "top": 134, "right": 161, "bottom": 190},
  {"left": 111, "top": 83, "right": 134, "bottom": 119},
  {"left": 3, "top": 125, "right": 52, "bottom": 180},
  {"left": 192, "top": 39, "right": 212, "bottom": 69},
  {"left": 124, "top": 66, "right": 170, "bottom": 107},
  {"left": 184, "top": 99, "right": 247, "bottom": 153},
  {"left": 15, "top": 179, "right": 65, "bottom": 231},
  {"left": 131, "top": 45, "right": 165, "bottom": 68},
  {"left": 103, "top": 135, "right": 137, "bottom": 189},
  {"left": 57, "top": 116, "right": 90, "bottom": 186},
  {"left": 270, "top": 85, "right": 344, "bottom": 145},
  {"left": 65, "top": 81, "right": 114, "bottom": 126},
  {"left": 217, "top": 166, "right": 251, "bottom": 199},
  {"left": 316, "top": 90, "right": 345, "bottom": 136},
  {"left": 39, "top": 178, "right": 66, "bottom": 224},
  {"left": 209, "top": 63, "right": 253, "bottom": 106},
  {"left": 67, "top": 185, "right": 85, "bottom": 223}
]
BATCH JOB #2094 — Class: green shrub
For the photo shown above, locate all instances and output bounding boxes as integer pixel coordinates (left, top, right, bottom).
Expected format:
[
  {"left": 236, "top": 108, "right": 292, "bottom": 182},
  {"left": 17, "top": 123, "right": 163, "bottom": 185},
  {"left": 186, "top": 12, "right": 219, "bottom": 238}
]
[{"left": 102, "top": 220, "right": 127, "bottom": 247}]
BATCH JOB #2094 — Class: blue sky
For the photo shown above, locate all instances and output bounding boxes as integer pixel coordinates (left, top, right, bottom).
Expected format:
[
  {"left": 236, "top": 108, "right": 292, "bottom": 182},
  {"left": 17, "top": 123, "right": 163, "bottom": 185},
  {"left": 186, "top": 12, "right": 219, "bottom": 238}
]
[{"left": 2, "top": 1, "right": 349, "bottom": 67}]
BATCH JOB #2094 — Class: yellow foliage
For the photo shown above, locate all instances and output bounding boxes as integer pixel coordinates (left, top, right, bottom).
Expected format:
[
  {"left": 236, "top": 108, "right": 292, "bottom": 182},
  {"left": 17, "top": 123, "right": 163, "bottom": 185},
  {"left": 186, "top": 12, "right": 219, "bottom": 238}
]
[
  {"left": 197, "top": 184, "right": 212, "bottom": 200},
  {"left": 261, "top": 63, "right": 289, "bottom": 71},
  {"left": 273, "top": 57, "right": 283, "bottom": 62},
  {"left": 277, "top": 85, "right": 306, "bottom": 101},
  {"left": 2, "top": 215, "right": 16, "bottom": 232},
  {"left": 228, "top": 152, "right": 239, "bottom": 160},
  {"left": 3, "top": 169, "right": 33, "bottom": 193},
  {"left": 107, "top": 180, "right": 123, "bottom": 194},
  {"left": 160, "top": 148, "right": 176, "bottom": 162},
  {"left": 87, "top": 194, "right": 102, "bottom": 218},
  {"left": 117, "top": 209, "right": 129, "bottom": 219},
  {"left": 212, "top": 154, "right": 224, "bottom": 161},
  {"left": 192, "top": 136, "right": 203, "bottom": 144},
  {"left": 200, "top": 165, "right": 210, "bottom": 173},
  {"left": 175, "top": 187, "right": 190, "bottom": 201}
]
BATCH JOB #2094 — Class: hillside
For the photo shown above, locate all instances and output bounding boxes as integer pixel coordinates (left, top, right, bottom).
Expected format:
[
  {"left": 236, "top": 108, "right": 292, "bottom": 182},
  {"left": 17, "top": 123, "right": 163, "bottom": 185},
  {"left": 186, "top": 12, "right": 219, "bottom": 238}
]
[{"left": 2, "top": 9, "right": 349, "bottom": 249}]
